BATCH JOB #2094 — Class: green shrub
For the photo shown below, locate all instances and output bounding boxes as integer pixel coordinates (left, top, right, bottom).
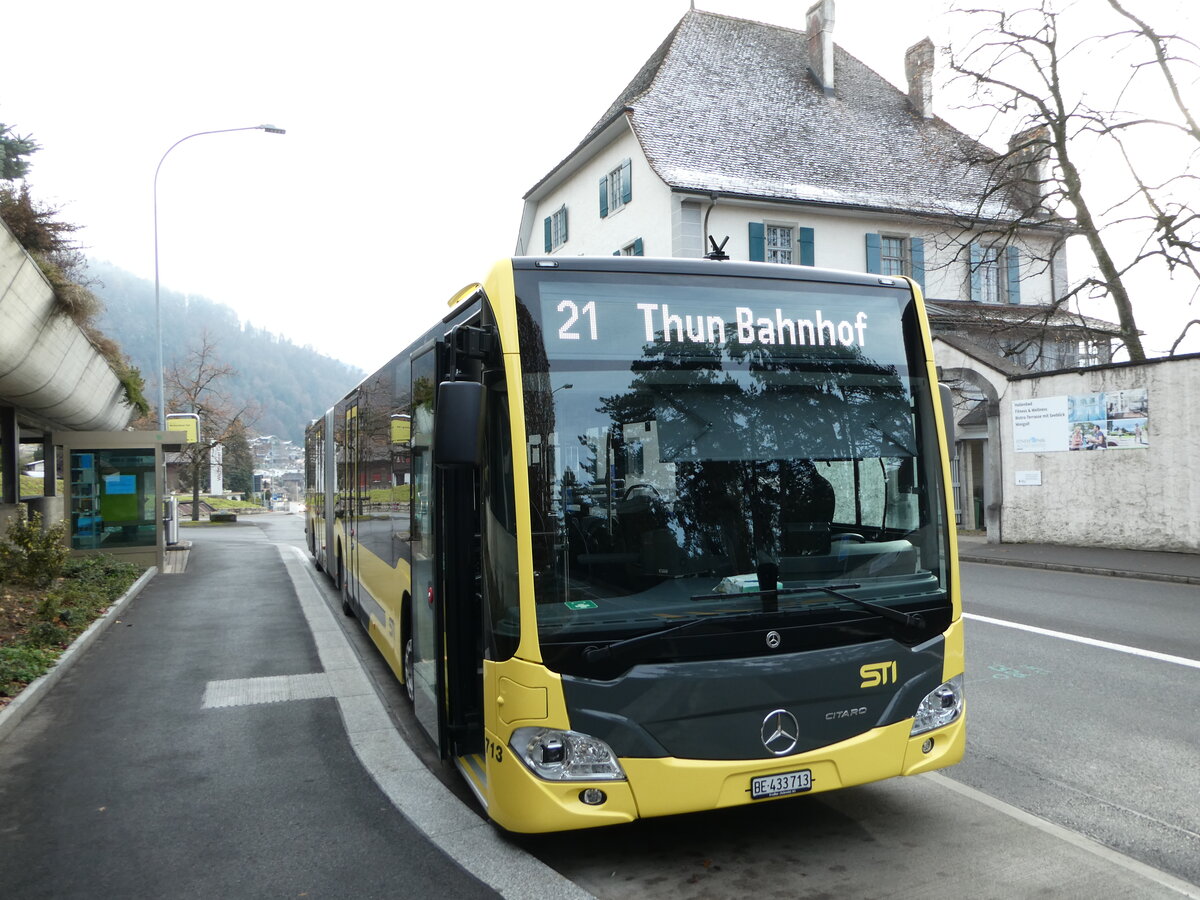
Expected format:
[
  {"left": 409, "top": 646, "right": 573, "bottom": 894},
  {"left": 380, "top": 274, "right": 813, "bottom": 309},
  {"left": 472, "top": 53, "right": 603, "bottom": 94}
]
[
  {"left": 61, "top": 555, "right": 141, "bottom": 596},
  {"left": 24, "top": 621, "right": 70, "bottom": 648},
  {"left": 35, "top": 594, "right": 62, "bottom": 620},
  {"left": 0, "top": 646, "right": 60, "bottom": 696},
  {"left": 0, "top": 509, "right": 68, "bottom": 587}
]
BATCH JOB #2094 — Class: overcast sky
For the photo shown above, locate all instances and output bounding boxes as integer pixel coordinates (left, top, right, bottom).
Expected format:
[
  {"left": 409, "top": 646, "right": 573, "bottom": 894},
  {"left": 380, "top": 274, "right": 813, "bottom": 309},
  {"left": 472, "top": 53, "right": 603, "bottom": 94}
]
[{"left": 2, "top": 0, "right": 1196, "bottom": 374}]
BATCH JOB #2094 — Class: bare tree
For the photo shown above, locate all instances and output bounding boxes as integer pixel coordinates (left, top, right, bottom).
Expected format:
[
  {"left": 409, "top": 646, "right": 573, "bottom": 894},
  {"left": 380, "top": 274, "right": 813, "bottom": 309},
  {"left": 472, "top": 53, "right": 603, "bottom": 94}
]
[
  {"left": 946, "top": 1, "right": 1200, "bottom": 361},
  {"left": 165, "top": 332, "right": 259, "bottom": 520},
  {"left": 1102, "top": 0, "right": 1200, "bottom": 285}
]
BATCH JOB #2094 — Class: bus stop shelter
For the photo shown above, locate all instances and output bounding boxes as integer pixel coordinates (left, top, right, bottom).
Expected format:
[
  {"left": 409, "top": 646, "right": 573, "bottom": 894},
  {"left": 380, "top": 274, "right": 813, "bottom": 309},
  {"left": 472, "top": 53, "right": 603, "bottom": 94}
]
[{"left": 54, "top": 430, "right": 187, "bottom": 570}]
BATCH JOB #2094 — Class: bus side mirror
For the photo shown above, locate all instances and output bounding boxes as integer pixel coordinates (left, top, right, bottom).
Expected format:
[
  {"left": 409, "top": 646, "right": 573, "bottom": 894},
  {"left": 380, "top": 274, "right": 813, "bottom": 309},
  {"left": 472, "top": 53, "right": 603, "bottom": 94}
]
[
  {"left": 939, "top": 383, "right": 957, "bottom": 458},
  {"left": 435, "top": 381, "right": 484, "bottom": 467}
]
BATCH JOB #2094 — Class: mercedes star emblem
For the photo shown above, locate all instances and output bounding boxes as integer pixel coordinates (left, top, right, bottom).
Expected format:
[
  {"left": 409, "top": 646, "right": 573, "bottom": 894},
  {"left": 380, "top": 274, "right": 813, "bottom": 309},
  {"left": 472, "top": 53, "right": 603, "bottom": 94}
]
[
  {"left": 761, "top": 708, "right": 800, "bottom": 755},
  {"left": 765, "top": 630, "right": 782, "bottom": 649}
]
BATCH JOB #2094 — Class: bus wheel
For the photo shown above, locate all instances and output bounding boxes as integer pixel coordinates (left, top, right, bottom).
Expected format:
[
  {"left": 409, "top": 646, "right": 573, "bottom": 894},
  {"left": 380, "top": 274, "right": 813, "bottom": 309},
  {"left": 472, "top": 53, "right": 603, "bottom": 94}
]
[
  {"left": 341, "top": 571, "right": 354, "bottom": 617},
  {"left": 403, "top": 635, "right": 415, "bottom": 704}
]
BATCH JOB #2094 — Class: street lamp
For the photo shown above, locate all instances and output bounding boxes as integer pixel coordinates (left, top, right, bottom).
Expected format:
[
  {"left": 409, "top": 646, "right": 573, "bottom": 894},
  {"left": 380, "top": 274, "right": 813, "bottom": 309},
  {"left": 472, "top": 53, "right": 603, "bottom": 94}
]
[{"left": 153, "top": 124, "right": 286, "bottom": 428}]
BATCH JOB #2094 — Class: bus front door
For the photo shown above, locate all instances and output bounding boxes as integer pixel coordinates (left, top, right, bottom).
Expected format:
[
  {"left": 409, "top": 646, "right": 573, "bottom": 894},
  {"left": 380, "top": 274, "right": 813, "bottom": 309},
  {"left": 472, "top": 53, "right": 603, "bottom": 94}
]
[
  {"left": 410, "top": 349, "right": 441, "bottom": 745},
  {"left": 413, "top": 332, "right": 487, "bottom": 759}
]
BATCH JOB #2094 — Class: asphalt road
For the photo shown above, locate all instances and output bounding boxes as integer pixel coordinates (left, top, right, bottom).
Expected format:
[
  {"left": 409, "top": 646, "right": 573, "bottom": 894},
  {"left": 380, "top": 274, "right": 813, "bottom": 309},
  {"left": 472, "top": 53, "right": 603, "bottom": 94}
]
[
  {"left": 514, "top": 561, "right": 1200, "bottom": 898},
  {"left": 3, "top": 516, "right": 1197, "bottom": 899},
  {"left": 949, "top": 562, "right": 1200, "bottom": 886}
]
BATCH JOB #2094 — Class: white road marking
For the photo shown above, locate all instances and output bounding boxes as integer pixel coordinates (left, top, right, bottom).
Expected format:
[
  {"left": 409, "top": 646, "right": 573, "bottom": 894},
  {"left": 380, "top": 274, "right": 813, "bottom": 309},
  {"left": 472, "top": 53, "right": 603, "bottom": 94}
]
[
  {"left": 203, "top": 672, "right": 333, "bottom": 708},
  {"left": 274, "top": 543, "right": 594, "bottom": 900},
  {"left": 964, "top": 613, "right": 1200, "bottom": 670},
  {"left": 928, "top": 774, "right": 1200, "bottom": 900}
]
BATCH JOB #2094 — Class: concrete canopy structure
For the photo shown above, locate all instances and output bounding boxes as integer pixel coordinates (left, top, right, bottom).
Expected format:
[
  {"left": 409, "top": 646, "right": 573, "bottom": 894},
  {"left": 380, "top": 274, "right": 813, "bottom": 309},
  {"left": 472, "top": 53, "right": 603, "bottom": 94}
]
[{"left": 1, "top": 216, "right": 133, "bottom": 524}]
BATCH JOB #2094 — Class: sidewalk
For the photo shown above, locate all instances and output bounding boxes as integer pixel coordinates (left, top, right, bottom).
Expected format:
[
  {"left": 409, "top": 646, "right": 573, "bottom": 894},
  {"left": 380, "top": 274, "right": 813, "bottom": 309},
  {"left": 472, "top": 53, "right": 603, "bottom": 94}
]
[
  {"left": 0, "top": 521, "right": 508, "bottom": 900},
  {"left": 957, "top": 532, "right": 1200, "bottom": 585}
]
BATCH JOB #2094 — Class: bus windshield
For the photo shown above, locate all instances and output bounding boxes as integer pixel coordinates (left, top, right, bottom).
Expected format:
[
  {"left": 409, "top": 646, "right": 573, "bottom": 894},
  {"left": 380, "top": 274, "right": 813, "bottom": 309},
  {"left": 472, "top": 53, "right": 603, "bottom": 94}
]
[{"left": 515, "top": 268, "right": 951, "bottom": 674}]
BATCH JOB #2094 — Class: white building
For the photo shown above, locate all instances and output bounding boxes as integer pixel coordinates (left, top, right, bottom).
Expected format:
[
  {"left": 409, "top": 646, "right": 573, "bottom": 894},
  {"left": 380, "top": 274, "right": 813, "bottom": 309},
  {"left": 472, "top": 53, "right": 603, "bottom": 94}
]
[{"left": 515, "top": 3, "right": 1123, "bottom": 541}]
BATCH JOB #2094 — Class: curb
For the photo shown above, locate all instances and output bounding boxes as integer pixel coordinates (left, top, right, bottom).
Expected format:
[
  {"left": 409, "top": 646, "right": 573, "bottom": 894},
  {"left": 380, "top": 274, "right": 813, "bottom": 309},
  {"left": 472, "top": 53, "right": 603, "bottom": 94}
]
[
  {"left": 959, "top": 553, "right": 1200, "bottom": 586},
  {"left": 0, "top": 566, "right": 158, "bottom": 744}
]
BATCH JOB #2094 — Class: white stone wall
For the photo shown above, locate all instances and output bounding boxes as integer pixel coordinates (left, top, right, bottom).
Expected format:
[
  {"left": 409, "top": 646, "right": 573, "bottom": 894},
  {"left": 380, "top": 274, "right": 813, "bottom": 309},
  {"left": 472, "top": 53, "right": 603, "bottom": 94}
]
[{"left": 1000, "top": 357, "right": 1200, "bottom": 552}]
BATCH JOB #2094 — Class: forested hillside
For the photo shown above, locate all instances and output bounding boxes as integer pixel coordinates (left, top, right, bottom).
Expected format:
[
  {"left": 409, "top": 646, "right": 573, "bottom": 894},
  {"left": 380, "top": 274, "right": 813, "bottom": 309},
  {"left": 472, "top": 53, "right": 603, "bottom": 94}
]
[{"left": 87, "top": 260, "right": 362, "bottom": 441}]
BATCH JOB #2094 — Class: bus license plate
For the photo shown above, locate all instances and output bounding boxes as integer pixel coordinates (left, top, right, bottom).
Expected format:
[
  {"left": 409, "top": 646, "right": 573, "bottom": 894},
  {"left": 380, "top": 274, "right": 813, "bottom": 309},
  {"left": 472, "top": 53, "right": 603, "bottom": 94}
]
[{"left": 751, "top": 769, "right": 812, "bottom": 800}]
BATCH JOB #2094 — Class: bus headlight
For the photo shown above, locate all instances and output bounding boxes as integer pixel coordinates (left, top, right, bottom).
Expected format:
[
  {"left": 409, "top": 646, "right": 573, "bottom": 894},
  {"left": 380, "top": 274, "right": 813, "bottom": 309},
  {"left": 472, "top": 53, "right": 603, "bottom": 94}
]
[
  {"left": 910, "top": 675, "right": 964, "bottom": 736},
  {"left": 509, "top": 727, "right": 627, "bottom": 782}
]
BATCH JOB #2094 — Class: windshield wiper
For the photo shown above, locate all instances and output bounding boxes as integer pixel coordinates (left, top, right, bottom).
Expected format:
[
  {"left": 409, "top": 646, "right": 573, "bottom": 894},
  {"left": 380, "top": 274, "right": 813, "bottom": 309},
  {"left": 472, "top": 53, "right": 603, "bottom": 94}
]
[
  {"left": 582, "top": 610, "right": 760, "bottom": 663},
  {"left": 688, "top": 581, "right": 929, "bottom": 633},
  {"left": 779, "top": 583, "right": 928, "bottom": 632},
  {"left": 586, "top": 584, "right": 933, "bottom": 665}
]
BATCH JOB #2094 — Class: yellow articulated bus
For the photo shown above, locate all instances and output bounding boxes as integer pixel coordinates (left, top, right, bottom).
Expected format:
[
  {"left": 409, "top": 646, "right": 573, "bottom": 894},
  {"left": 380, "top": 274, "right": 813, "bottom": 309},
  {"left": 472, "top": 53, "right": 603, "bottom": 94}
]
[{"left": 304, "top": 256, "right": 964, "bottom": 833}]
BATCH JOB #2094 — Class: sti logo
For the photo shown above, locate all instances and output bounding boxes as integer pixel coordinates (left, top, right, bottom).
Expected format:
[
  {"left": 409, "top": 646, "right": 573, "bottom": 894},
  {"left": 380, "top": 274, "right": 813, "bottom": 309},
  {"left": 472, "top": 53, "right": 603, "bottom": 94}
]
[{"left": 860, "top": 661, "right": 898, "bottom": 688}]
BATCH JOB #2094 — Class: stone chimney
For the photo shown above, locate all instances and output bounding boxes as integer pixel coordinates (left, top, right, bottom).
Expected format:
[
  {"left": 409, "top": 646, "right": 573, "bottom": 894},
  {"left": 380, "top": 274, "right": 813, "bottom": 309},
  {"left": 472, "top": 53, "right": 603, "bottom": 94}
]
[
  {"left": 1008, "top": 125, "right": 1052, "bottom": 212},
  {"left": 905, "top": 38, "right": 935, "bottom": 119},
  {"left": 807, "top": 0, "right": 836, "bottom": 96}
]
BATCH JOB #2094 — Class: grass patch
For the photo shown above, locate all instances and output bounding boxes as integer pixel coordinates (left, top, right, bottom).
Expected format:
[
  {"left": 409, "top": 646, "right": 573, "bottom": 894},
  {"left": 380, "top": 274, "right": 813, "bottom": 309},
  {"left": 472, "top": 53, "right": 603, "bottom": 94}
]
[{"left": 202, "top": 497, "right": 263, "bottom": 510}]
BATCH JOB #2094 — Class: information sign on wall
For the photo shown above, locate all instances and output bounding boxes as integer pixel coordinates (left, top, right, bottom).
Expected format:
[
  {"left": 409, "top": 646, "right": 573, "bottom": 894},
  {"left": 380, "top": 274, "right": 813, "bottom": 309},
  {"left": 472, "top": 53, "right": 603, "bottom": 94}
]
[{"left": 1013, "top": 389, "right": 1149, "bottom": 453}]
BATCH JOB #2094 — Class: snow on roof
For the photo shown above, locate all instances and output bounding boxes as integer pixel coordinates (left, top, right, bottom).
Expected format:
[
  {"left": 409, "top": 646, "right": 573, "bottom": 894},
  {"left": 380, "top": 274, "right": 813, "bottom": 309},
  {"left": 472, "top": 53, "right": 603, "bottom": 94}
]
[{"left": 550, "top": 10, "right": 1026, "bottom": 223}]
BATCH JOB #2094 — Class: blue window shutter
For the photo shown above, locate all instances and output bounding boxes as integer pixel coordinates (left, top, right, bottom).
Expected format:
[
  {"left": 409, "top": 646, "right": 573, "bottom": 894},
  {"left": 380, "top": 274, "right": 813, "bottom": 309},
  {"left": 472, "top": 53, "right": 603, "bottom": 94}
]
[
  {"left": 544, "top": 217, "right": 552, "bottom": 253},
  {"left": 865, "top": 233, "right": 882, "bottom": 273},
  {"left": 621, "top": 159, "right": 632, "bottom": 205},
  {"left": 749, "top": 222, "right": 766, "bottom": 262},
  {"left": 799, "top": 227, "right": 815, "bottom": 266},
  {"left": 1006, "top": 246, "right": 1022, "bottom": 304},
  {"left": 969, "top": 242, "right": 983, "bottom": 301},
  {"left": 910, "top": 237, "right": 925, "bottom": 290},
  {"left": 599, "top": 176, "right": 608, "bottom": 218},
  {"left": 561, "top": 207, "right": 568, "bottom": 244},
  {"left": 633, "top": 237, "right": 644, "bottom": 256}
]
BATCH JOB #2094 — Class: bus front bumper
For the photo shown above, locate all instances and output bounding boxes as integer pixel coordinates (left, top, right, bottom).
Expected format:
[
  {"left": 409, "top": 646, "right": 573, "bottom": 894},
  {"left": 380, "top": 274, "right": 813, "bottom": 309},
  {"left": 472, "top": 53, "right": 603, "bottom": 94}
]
[{"left": 484, "top": 713, "right": 965, "bottom": 833}]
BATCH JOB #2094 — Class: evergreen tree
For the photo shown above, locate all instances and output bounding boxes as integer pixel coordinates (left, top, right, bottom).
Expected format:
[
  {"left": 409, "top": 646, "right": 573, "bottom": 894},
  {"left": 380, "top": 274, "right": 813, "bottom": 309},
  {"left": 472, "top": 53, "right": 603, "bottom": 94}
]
[
  {"left": 223, "top": 423, "right": 255, "bottom": 495},
  {"left": 0, "top": 122, "right": 39, "bottom": 181}
]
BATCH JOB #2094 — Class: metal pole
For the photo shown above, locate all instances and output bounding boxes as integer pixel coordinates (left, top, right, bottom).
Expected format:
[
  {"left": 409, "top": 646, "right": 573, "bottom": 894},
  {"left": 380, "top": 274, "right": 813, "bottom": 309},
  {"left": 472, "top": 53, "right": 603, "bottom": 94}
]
[{"left": 153, "top": 124, "right": 286, "bottom": 428}]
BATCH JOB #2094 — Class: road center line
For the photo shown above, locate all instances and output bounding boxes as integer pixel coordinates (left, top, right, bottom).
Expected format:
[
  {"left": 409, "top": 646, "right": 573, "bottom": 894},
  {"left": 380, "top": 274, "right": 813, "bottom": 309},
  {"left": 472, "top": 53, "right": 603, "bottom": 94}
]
[{"left": 964, "top": 613, "right": 1200, "bottom": 670}]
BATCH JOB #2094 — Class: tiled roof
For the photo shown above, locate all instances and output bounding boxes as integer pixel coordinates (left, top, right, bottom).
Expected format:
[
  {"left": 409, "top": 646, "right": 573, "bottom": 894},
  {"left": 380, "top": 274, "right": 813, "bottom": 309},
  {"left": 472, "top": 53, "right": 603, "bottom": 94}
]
[
  {"left": 573, "top": 10, "right": 1025, "bottom": 222},
  {"left": 927, "top": 299, "right": 1123, "bottom": 335}
]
